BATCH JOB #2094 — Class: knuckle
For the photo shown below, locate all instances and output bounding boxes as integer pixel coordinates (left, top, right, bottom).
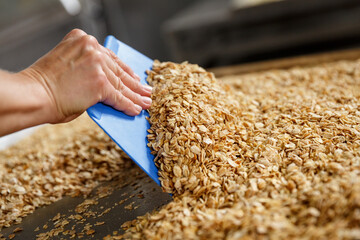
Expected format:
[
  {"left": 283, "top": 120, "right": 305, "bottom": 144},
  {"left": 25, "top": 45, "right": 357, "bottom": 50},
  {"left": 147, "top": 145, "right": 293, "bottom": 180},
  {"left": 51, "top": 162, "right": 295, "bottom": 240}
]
[
  {"left": 80, "top": 35, "right": 98, "bottom": 47},
  {"left": 116, "top": 67, "right": 126, "bottom": 78},
  {"left": 134, "top": 93, "right": 142, "bottom": 103},
  {"left": 70, "top": 28, "right": 86, "bottom": 37},
  {"left": 117, "top": 93, "right": 125, "bottom": 105},
  {"left": 133, "top": 81, "right": 142, "bottom": 91},
  {"left": 117, "top": 79, "right": 125, "bottom": 92},
  {"left": 88, "top": 50, "right": 102, "bottom": 63},
  {"left": 64, "top": 29, "right": 86, "bottom": 40},
  {"left": 93, "top": 69, "right": 106, "bottom": 85},
  {"left": 109, "top": 49, "right": 120, "bottom": 60}
]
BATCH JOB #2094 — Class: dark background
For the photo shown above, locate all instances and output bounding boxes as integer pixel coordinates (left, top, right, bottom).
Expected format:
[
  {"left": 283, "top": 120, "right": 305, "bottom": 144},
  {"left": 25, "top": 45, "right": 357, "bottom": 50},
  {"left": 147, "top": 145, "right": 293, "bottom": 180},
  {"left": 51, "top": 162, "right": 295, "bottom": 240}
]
[{"left": 1, "top": 0, "right": 360, "bottom": 71}]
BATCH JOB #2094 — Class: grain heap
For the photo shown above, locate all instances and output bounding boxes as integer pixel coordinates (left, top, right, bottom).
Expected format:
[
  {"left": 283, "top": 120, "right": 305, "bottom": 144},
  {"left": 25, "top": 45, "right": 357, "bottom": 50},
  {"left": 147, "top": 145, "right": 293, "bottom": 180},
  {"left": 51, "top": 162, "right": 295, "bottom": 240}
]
[{"left": 122, "top": 60, "right": 360, "bottom": 239}]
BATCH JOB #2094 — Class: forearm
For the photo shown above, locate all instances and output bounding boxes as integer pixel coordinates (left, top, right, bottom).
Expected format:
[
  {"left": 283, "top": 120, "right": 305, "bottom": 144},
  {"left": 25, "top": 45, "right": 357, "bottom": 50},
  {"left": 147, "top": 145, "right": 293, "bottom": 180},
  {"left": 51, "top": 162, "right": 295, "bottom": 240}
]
[{"left": 0, "top": 70, "right": 52, "bottom": 136}]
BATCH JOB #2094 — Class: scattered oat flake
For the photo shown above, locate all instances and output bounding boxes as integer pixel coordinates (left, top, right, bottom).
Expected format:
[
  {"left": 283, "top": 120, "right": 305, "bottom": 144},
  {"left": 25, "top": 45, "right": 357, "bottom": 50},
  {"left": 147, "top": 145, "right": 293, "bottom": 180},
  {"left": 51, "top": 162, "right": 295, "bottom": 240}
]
[
  {"left": 52, "top": 213, "right": 61, "bottom": 222},
  {"left": 124, "top": 202, "right": 135, "bottom": 210},
  {"left": 86, "top": 229, "right": 95, "bottom": 235},
  {"left": 13, "top": 227, "right": 23, "bottom": 233}
]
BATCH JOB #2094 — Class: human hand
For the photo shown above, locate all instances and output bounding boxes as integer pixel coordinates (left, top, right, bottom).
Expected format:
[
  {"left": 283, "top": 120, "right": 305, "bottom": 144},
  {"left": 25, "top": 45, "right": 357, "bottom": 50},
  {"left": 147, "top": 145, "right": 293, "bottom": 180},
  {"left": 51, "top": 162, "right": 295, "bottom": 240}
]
[{"left": 20, "top": 29, "right": 152, "bottom": 124}]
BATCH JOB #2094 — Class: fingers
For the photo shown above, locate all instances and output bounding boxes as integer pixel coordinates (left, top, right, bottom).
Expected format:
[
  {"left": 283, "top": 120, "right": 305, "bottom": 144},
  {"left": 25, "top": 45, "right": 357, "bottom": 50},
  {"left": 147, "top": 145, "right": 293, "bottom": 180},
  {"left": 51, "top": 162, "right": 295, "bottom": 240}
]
[
  {"left": 114, "top": 65, "right": 152, "bottom": 97},
  {"left": 99, "top": 48, "right": 152, "bottom": 97},
  {"left": 101, "top": 45, "right": 141, "bottom": 81},
  {"left": 80, "top": 49, "right": 151, "bottom": 115},
  {"left": 102, "top": 66, "right": 152, "bottom": 109},
  {"left": 102, "top": 83, "right": 143, "bottom": 116}
]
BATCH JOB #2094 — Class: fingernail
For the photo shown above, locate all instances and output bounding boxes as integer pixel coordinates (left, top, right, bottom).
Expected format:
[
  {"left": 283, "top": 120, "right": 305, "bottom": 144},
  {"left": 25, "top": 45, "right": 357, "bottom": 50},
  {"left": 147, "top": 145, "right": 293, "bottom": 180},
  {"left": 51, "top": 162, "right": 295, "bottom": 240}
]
[
  {"left": 135, "top": 104, "right": 142, "bottom": 112},
  {"left": 142, "top": 96, "right": 152, "bottom": 105},
  {"left": 143, "top": 85, "right": 153, "bottom": 93}
]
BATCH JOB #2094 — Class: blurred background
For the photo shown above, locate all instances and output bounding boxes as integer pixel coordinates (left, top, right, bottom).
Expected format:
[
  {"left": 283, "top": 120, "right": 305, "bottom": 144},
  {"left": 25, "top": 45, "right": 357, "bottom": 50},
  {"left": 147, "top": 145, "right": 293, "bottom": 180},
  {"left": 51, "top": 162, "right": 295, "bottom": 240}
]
[{"left": 1, "top": 0, "right": 360, "bottom": 71}]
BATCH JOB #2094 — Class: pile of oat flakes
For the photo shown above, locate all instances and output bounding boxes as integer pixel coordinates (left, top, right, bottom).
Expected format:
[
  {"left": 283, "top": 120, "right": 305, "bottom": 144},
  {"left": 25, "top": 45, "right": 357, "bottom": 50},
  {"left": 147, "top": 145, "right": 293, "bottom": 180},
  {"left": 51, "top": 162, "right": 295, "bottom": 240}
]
[
  {"left": 0, "top": 58, "right": 359, "bottom": 239},
  {"left": 122, "top": 60, "right": 360, "bottom": 239}
]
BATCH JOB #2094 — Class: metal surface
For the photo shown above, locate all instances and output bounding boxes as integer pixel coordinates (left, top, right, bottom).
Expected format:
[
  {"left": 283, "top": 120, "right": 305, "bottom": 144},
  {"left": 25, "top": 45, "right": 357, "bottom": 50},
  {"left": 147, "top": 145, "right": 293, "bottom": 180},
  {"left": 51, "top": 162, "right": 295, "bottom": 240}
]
[
  {"left": 164, "top": 0, "right": 360, "bottom": 67},
  {"left": 0, "top": 174, "right": 171, "bottom": 239}
]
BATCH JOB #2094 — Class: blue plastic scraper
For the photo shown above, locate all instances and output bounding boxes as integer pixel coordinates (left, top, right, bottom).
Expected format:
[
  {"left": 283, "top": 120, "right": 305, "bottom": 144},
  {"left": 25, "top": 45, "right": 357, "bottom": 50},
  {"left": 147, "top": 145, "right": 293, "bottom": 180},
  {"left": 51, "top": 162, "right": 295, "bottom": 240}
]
[{"left": 87, "top": 36, "right": 160, "bottom": 186}]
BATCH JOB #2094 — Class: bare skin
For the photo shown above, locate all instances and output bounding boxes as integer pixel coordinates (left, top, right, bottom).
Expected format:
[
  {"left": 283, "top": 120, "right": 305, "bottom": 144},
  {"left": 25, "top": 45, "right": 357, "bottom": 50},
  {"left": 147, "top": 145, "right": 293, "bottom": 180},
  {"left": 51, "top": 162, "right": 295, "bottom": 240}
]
[{"left": 0, "top": 29, "right": 152, "bottom": 136}]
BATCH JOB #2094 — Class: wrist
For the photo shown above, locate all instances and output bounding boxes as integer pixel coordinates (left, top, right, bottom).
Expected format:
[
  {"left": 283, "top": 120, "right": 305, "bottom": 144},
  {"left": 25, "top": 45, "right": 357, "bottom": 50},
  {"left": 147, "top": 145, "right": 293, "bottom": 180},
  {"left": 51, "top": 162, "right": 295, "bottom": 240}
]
[{"left": 16, "top": 68, "right": 58, "bottom": 124}]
